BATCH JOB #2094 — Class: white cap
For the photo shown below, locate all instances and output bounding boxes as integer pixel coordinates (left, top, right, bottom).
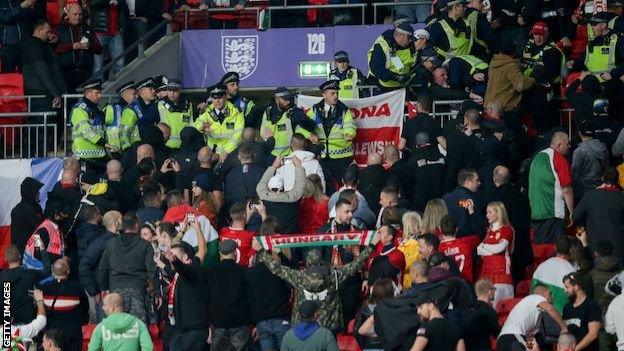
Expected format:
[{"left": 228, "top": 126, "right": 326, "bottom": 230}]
[
  {"left": 414, "top": 29, "right": 430, "bottom": 40},
  {"left": 268, "top": 175, "right": 284, "bottom": 191}
]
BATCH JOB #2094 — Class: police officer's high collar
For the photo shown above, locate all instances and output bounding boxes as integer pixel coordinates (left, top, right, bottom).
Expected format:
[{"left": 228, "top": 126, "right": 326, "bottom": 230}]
[
  {"left": 382, "top": 29, "right": 410, "bottom": 49},
  {"left": 228, "top": 93, "right": 240, "bottom": 103},
  {"left": 164, "top": 96, "right": 188, "bottom": 110},
  {"left": 443, "top": 14, "right": 467, "bottom": 28},
  {"left": 83, "top": 96, "right": 100, "bottom": 109},
  {"left": 139, "top": 97, "right": 152, "bottom": 107}
]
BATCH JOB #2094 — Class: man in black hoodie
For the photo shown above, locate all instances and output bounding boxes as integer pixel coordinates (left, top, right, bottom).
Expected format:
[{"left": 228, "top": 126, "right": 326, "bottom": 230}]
[
  {"left": 0, "top": 244, "right": 50, "bottom": 324},
  {"left": 11, "top": 176, "right": 44, "bottom": 254},
  {"left": 75, "top": 204, "right": 104, "bottom": 260},
  {"left": 97, "top": 211, "right": 158, "bottom": 325}
]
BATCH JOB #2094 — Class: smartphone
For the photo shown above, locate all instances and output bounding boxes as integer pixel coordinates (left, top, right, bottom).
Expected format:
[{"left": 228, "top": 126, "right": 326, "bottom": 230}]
[
  {"left": 458, "top": 199, "right": 470, "bottom": 209},
  {"left": 187, "top": 212, "right": 196, "bottom": 224}
]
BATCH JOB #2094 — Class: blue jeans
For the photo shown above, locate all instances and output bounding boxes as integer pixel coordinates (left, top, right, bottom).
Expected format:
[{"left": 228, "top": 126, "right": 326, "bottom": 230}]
[
  {"left": 394, "top": 1, "right": 430, "bottom": 23},
  {"left": 93, "top": 32, "right": 124, "bottom": 78},
  {"left": 257, "top": 319, "right": 290, "bottom": 351}
]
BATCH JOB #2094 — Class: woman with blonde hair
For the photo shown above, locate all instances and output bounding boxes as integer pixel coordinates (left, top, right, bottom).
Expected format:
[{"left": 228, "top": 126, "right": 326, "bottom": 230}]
[
  {"left": 421, "top": 199, "right": 448, "bottom": 236},
  {"left": 297, "top": 174, "right": 329, "bottom": 234},
  {"left": 398, "top": 211, "right": 424, "bottom": 288},
  {"left": 477, "top": 201, "right": 515, "bottom": 307}
]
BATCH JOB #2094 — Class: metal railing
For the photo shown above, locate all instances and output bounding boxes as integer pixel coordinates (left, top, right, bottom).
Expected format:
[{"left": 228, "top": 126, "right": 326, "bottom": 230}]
[
  {"left": 372, "top": 1, "right": 432, "bottom": 24},
  {"left": 431, "top": 99, "right": 466, "bottom": 127},
  {"left": 0, "top": 95, "right": 46, "bottom": 112},
  {"left": 0, "top": 112, "right": 58, "bottom": 158}
]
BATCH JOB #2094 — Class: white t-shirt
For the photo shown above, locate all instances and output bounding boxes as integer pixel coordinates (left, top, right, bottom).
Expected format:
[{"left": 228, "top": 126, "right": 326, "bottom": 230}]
[
  {"left": 499, "top": 294, "right": 547, "bottom": 337},
  {"left": 11, "top": 315, "right": 47, "bottom": 341}
]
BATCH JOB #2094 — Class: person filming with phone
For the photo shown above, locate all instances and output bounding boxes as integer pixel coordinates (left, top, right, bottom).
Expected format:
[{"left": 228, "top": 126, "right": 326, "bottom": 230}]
[{"left": 442, "top": 169, "right": 486, "bottom": 238}]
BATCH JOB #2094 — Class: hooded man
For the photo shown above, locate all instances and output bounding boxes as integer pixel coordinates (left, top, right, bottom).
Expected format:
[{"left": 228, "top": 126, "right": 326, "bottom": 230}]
[
  {"left": 11, "top": 177, "right": 44, "bottom": 254},
  {"left": 252, "top": 233, "right": 380, "bottom": 332},
  {"left": 22, "top": 199, "right": 68, "bottom": 270}
]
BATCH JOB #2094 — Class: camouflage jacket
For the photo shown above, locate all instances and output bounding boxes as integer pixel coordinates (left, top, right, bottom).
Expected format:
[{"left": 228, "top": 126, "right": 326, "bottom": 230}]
[{"left": 259, "top": 245, "right": 374, "bottom": 331}]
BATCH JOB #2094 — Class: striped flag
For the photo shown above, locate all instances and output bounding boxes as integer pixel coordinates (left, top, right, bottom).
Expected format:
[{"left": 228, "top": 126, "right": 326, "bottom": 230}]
[
  {"left": 257, "top": 231, "right": 377, "bottom": 251},
  {"left": 0, "top": 158, "right": 63, "bottom": 268}
]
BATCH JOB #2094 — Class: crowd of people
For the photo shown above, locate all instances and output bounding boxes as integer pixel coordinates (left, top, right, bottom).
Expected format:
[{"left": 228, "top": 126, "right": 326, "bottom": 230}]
[{"left": 5, "top": 0, "right": 624, "bottom": 349}]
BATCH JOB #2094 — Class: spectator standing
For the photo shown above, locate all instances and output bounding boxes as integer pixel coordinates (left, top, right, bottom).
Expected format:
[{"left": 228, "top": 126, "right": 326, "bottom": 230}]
[
  {"left": 280, "top": 300, "right": 339, "bottom": 351},
  {"left": 20, "top": 20, "right": 66, "bottom": 111},
  {"left": 297, "top": 174, "right": 330, "bottom": 234},
  {"left": 354, "top": 279, "right": 395, "bottom": 350},
  {"left": 39, "top": 258, "right": 89, "bottom": 351},
  {"left": 562, "top": 273, "right": 602, "bottom": 351},
  {"left": 186, "top": 147, "right": 223, "bottom": 209},
  {"left": 9, "top": 288, "right": 46, "bottom": 344},
  {"left": 42, "top": 329, "right": 64, "bottom": 351},
  {"left": 0, "top": 0, "right": 38, "bottom": 72},
  {"left": 75, "top": 205, "right": 104, "bottom": 260},
  {"left": 529, "top": 131, "right": 574, "bottom": 243},
  {"left": 605, "top": 293, "right": 624, "bottom": 350},
  {"left": 219, "top": 203, "right": 256, "bottom": 267},
  {"left": 10, "top": 177, "right": 44, "bottom": 254},
  {"left": 582, "top": 241, "right": 620, "bottom": 326},
  {"left": 461, "top": 279, "right": 500, "bottom": 351},
  {"left": 407, "top": 132, "right": 447, "bottom": 212},
  {"left": 54, "top": 4, "right": 102, "bottom": 93},
  {"left": 531, "top": 236, "right": 576, "bottom": 312},
  {"left": 192, "top": 173, "right": 219, "bottom": 225},
  {"left": 22, "top": 200, "right": 68, "bottom": 270},
  {"left": 410, "top": 296, "right": 467, "bottom": 351},
  {"left": 205, "top": 240, "right": 251, "bottom": 350},
  {"left": 421, "top": 198, "right": 448, "bottom": 236},
  {"left": 442, "top": 168, "right": 486, "bottom": 237},
  {"left": 572, "top": 121, "right": 609, "bottom": 200},
  {"left": 565, "top": 74, "right": 603, "bottom": 127},
  {"left": 224, "top": 144, "right": 264, "bottom": 209},
  {"left": 399, "top": 95, "right": 447, "bottom": 152},
  {"left": 417, "top": 233, "right": 440, "bottom": 262},
  {"left": 136, "top": 188, "right": 164, "bottom": 225},
  {"left": 477, "top": 201, "right": 515, "bottom": 307},
  {"left": 368, "top": 225, "right": 406, "bottom": 280},
  {"left": 0, "top": 245, "right": 50, "bottom": 324},
  {"left": 437, "top": 215, "right": 480, "bottom": 283},
  {"left": 497, "top": 285, "right": 568, "bottom": 350},
  {"left": 276, "top": 133, "right": 326, "bottom": 192},
  {"left": 97, "top": 212, "right": 158, "bottom": 325},
  {"left": 384, "top": 144, "right": 413, "bottom": 207},
  {"left": 398, "top": 211, "right": 423, "bottom": 288},
  {"left": 87, "top": 293, "right": 154, "bottom": 351},
  {"left": 91, "top": 0, "right": 127, "bottom": 77},
  {"left": 358, "top": 153, "right": 387, "bottom": 216}
]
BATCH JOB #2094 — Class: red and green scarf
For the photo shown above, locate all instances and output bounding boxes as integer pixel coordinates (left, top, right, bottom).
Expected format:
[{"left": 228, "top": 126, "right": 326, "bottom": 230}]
[{"left": 257, "top": 231, "right": 376, "bottom": 250}]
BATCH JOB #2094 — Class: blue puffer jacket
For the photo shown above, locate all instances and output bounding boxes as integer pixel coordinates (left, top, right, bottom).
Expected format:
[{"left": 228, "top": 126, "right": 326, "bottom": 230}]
[{"left": 0, "top": 0, "right": 40, "bottom": 45}]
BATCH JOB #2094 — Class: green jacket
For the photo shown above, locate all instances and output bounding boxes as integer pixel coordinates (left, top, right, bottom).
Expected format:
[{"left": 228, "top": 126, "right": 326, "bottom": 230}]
[
  {"left": 259, "top": 245, "right": 373, "bottom": 331},
  {"left": 87, "top": 312, "right": 153, "bottom": 351}
]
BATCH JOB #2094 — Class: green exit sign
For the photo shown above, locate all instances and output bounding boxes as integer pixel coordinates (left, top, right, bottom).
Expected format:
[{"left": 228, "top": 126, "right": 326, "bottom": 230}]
[{"left": 299, "top": 61, "right": 331, "bottom": 78}]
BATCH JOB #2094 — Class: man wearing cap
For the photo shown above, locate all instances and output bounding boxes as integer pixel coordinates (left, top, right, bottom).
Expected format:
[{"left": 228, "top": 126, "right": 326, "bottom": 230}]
[
  {"left": 119, "top": 77, "right": 159, "bottom": 150},
  {"left": 367, "top": 23, "right": 420, "bottom": 90},
  {"left": 220, "top": 71, "right": 261, "bottom": 128},
  {"left": 259, "top": 87, "right": 316, "bottom": 157},
  {"left": 280, "top": 300, "right": 339, "bottom": 351},
  {"left": 466, "top": 0, "right": 497, "bottom": 61},
  {"left": 572, "top": 120, "right": 609, "bottom": 200},
  {"left": 153, "top": 75, "right": 169, "bottom": 100},
  {"left": 428, "top": 0, "right": 474, "bottom": 59},
  {"left": 329, "top": 51, "right": 367, "bottom": 98},
  {"left": 522, "top": 21, "right": 565, "bottom": 133},
  {"left": 103, "top": 81, "right": 135, "bottom": 151},
  {"left": 71, "top": 79, "right": 115, "bottom": 166},
  {"left": 306, "top": 80, "right": 356, "bottom": 194},
  {"left": 194, "top": 84, "right": 244, "bottom": 163},
  {"left": 157, "top": 78, "right": 193, "bottom": 149}
]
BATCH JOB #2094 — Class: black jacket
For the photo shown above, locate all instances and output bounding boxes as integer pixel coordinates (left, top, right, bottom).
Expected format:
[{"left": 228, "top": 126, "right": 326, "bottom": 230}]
[
  {"left": 359, "top": 164, "right": 387, "bottom": 215},
  {"left": 19, "top": 36, "right": 66, "bottom": 96},
  {"left": 224, "top": 163, "right": 264, "bottom": 209},
  {"left": 0, "top": 0, "right": 44, "bottom": 45},
  {"left": 38, "top": 278, "right": 89, "bottom": 334},
  {"left": 408, "top": 144, "right": 446, "bottom": 213},
  {"left": 97, "top": 232, "right": 157, "bottom": 294},
  {"left": 172, "top": 257, "right": 209, "bottom": 332},
  {"left": 460, "top": 300, "right": 500, "bottom": 351},
  {"left": 220, "top": 139, "right": 274, "bottom": 178},
  {"left": 0, "top": 251, "right": 50, "bottom": 324},
  {"left": 10, "top": 177, "right": 44, "bottom": 253},
  {"left": 442, "top": 186, "right": 486, "bottom": 238},
  {"left": 205, "top": 259, "right": 250, "bottom": 328},
  {"left": 79, "top": 231, "right": 114, "bottom": 296},
  {"left": 76, "top": 222, "right": 105, "bottom": 260},
  {"left": 89, "top": 0, "right": 128, "bottom": 33},
  {"left": 245, "top": 262, "right": 291, "bottom": 323}
]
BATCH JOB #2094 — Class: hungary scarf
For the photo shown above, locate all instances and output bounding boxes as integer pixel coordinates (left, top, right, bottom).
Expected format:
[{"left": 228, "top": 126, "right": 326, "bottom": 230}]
[{"left": 257, "top": 231, "right": 377, "bottom": 250}]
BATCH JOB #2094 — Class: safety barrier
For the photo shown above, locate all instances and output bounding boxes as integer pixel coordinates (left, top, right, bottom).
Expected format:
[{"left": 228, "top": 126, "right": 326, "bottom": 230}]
[
  {"left": 372, "top": 1, "right": 432, "bottom": 24},
  {"left": 0, "top": 112, "right": 58, "bottom": 158}
]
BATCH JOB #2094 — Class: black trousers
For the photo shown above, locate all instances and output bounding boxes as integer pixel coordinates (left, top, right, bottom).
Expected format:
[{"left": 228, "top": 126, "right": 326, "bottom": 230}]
[
  {"left": 497, "top": 334, "right": 526, "bottom": 351},
  {"left": 320, "top": 156, "right": 352, "bottom": 195},
  {"left": 1, "top": 44, "right": 20, "bottom": 72}
]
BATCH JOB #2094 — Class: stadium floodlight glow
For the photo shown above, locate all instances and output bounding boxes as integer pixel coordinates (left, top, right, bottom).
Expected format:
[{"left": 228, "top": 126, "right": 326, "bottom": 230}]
[{"left": 299, "top": 61, "right": 331, "bottom": 78}]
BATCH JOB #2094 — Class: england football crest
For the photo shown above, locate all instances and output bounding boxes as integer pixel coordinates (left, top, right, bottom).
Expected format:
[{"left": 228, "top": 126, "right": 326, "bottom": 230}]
[{"left": 221, "top": 35, "right": 259, "bottom": 80}]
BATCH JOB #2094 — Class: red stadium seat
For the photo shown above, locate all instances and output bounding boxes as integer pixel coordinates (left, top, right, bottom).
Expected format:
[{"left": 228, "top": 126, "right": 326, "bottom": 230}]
[
  {"left": 515, "top": 279, "right": 531, "bottom": 298},
  {"left": 0, "top": 73, "right": 26, "bottom": 149},
  {"left": 46, "top": 0, "right": 61, "bottom": 26},
  {"left": 532, "top": 243, "right": 555, "bottom": 265},
  {"left": 82, "top": 324, "right": 97, "bottom": 351},
  {"left": 336, "top": 319, "right": 362, "bottom": 351},
  {"left": 496, "top": 297, "right": 522, "bottom": 326}
]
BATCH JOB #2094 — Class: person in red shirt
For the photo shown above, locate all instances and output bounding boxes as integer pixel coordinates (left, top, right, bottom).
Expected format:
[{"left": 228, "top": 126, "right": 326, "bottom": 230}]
[
  {"left": 297, "top": 174, "right": 329, "bottom": 234},
  {"left": 369, "top": 225, "right": 406, "bottom": 282},
  {"left": 218, "top": 202, "right": 255, "bottom": 267},
  {"left": 477, "top": 201, "right": 515, "bottom": 308},
  {"left": 438, "top": 215, "right": 480, "bottom": 283}
]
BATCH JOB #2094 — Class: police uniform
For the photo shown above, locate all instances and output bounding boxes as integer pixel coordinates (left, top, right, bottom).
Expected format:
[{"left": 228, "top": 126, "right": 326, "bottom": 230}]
[
  {"left": 193, "top": 84, "right": 244, "bottom": 156},
  {"left": 465, "top": 7, "right": 497, "bottom": 61},
  {"left": 259, "top": 87, "right": 317, "bottom": 157},
  {"left": 220, "top": 72, "right": 260, "bottom": 128},
  {"left": 329, "top": 51, "right": 367, "bottom": 98},
  {"left": 428, "top": 0, "right": 474, "bottom": 58},
  {"left": 153, "top": 74, "right": 169, "bottom": 100},
  {"left": 367, "top": 23, "right": 418, "bottom": 90},
  {"left": 104, "top": 81, "right": 134, "bottom": 151},
  {"left": 306, "top": 80, "right": 356, "bottom": 193},
  {"left": 157, "top": 79, "right": 193, "bottom": 149},
  {"left": 70, "top": 80, "right": 108, "bottom": 163},
  {"left": 119, "top": 78, "right": 160, "bottom": 150},
  {"left": 443, "top": 54, "right": 488, "bottom": 93}
]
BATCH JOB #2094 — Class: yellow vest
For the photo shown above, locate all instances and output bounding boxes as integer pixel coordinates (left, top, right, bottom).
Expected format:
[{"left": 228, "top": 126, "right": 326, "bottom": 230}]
[
  {"left": 522, "top": 40, "right": 566, "bottom": 83},
  {"left": 193, "top": 101, "right": 244, "bottom": 154},
  {"left": 70, "top": 99, "right": 106, "bottom": 159},
  {"left": 260, "top": 107, "right": 294, "bottom": 157},
  {"left": 467, "top": 10, "right": 488, "bottom": 55},
  {"left": 452, "top": 54, "right": 489, "bottom": 74},
  {"left": 436, "top": 18, "right": 473, "bottom": 58},
  {"left": 158, "top": 100, "right": 194, "bottom": 149},
  {"left": 330, "top": 68, "right": 359, "bottom": 98},
  {"left": 305, "top": 102, "right": 356, "bottom": 159},
  {"left": 584, "top": 33, "right": 618, "bottom": 82},
  {"left": 367, "top": 35, "right": 417, "bottom": 88}
]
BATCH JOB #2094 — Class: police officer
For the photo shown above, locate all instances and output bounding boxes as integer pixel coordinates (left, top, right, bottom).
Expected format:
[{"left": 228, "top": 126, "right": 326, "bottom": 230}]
[
  {"left": 153, "top": 75, "right": 169, "bottom": 101},
  {"left": 522, "top": 22, "right": 565, "bottom": 133},
  {"left": 466, "top": 0, "right": 497, "bottom": 61},
  {"left": 260, "top": 87, "right": 317, "bottom": 157},
  {"left": 592, "top": 98, "right": 619, "bottom": 150},
  {"left": 70, "top": 79, "right": 115, "bottom": 169},
  {"left": 193, "top": 84, "right": 244, "bottom": 164},
  {"left": 367, "top": 23, "right": 419, "bottom": 90},
  {"left": 119, "top": 78, "right": 159, "bottom": 150},
  {"left": 443, "top": 54, "right": 488, "bottom": 95},
  {"left": 157, "top": 78, "right": 193, "bottom": 149},
  {"left": 104, "top": 81, "right": 135, "bottom": 151},
  {"left": 410, "top": 47, "right": 444, "bottom": 96},
  {"left": 329, "top": 51, "right": 367, "bottom": 98},
  {"left": 220, "top": 71, "right": 261, "bottom": 129},
  {"left": 306, "top": 80, "right": 356, "bottom": 194},
  {"left": 428, "top": 0, "right": 473, "bottom": 59}
]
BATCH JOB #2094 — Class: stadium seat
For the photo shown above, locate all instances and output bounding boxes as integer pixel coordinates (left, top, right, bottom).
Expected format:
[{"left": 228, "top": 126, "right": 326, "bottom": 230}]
[
  {"left": 336, "top": 319, "right": 362, "bottom": 351},
  {"left": 496, "top": 297, "right": 522, "bottom": 326},
  {"left": 82, "top": 324, "right": 97, "bottom": 351},
  {"left": 532, "top": 243, "right": 555, "bottom": 265},
  {"left": 515, "top": 279, "right": 531, "bottom": 298},
  {"left": 0, "top": 73, "right": 27, "bottom": 150},
  {"left": 46, "top": 0, "right": 61, "bottom": 26}
]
